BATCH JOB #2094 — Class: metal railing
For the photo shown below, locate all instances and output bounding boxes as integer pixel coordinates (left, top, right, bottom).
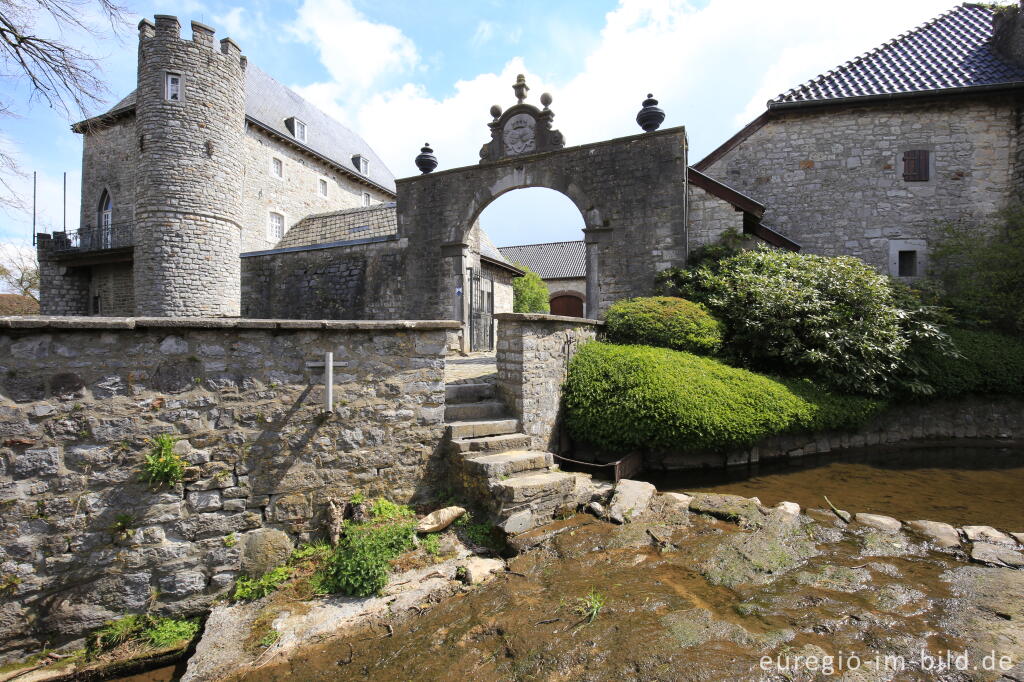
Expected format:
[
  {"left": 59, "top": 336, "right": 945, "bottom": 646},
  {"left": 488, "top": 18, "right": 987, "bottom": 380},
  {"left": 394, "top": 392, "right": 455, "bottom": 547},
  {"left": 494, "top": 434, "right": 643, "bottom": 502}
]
[{"left": 47, "top": 223, "right": 134, "bottom": 253}]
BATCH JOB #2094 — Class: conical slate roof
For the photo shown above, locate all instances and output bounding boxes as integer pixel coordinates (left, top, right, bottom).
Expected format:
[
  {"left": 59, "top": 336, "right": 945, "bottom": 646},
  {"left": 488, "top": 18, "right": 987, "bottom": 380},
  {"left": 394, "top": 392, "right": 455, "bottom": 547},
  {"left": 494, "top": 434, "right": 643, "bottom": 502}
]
[{"left": 772, "top": 3, "right": 1024, "bottom": 105}]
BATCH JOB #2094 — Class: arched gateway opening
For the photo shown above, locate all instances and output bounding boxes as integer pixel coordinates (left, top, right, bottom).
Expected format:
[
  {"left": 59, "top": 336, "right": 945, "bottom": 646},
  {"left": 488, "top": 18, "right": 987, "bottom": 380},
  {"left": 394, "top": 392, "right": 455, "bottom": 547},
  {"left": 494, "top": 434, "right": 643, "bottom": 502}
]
[{"left": 395, "top": 77, "right": 691, "bottom": 335}]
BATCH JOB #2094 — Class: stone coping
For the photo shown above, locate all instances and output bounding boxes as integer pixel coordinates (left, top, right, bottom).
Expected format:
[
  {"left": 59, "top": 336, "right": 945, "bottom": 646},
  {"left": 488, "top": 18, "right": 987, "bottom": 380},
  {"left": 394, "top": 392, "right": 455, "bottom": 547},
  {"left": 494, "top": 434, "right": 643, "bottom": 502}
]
[
  {"left": 0, "top": 316, "right": 462, "bottom": 331},
  {"left": 494, "top": 312, "right": 603, "bottom": 325}
]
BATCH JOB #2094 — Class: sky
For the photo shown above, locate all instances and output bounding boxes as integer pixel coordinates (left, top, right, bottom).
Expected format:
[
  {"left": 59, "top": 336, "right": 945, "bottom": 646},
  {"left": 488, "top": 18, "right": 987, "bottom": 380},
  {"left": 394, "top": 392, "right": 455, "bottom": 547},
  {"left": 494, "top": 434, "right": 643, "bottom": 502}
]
[{"left": 0, "top": 0, "right": 984, "bottom": 250}]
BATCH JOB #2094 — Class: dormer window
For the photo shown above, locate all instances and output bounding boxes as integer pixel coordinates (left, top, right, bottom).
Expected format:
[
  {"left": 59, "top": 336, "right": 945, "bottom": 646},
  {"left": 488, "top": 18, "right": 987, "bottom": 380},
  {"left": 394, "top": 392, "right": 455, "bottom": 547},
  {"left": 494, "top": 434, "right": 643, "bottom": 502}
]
[
  {"left": 165, "top": 73, "right": 182, "bottom": 101},
  {"left": 352, "top": 154, "right": 369, "bottom": 175},
  {"left": 285, "top": 117, "right": 307, "bottom": 143}
]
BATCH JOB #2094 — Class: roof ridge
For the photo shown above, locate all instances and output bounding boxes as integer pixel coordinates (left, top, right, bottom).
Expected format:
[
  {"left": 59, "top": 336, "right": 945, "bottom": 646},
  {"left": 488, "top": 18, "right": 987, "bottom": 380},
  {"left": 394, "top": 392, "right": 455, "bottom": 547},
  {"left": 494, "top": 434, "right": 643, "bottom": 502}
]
[{"left": 498, "top": 240, "right": 585, "bottom": 249}]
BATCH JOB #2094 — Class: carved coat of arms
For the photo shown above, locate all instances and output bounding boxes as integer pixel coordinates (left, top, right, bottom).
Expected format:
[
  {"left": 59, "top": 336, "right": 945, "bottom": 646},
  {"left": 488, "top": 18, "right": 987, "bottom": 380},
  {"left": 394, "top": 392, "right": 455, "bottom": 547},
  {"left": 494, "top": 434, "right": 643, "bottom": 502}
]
[{"left": 503, "top": 114, "right": 536, "bottom": 156}]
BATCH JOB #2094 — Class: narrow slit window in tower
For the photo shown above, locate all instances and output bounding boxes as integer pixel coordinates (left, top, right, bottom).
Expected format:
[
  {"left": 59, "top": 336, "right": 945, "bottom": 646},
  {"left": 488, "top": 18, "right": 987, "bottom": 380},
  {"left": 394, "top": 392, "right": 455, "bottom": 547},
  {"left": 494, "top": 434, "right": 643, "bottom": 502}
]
[{"left": 165, "top": 73, "right": 182, "bottom": 101}]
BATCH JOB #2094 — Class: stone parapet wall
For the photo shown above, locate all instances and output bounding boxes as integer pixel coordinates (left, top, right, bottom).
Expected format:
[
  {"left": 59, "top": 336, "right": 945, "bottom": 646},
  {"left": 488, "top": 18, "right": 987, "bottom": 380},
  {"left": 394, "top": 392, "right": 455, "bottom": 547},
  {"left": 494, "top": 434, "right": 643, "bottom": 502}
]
[
  {"left": 240, "top": 238, "right": 407, "bottom": 319},
  {"left": 495, "top": 313, "right": 601, "bottom": 452},
  {"left": 0, "top": 317, "right": 457, "bottom": 661},
  {"left": 643, "top": 398, "right": 1024, "bottom": 470}
]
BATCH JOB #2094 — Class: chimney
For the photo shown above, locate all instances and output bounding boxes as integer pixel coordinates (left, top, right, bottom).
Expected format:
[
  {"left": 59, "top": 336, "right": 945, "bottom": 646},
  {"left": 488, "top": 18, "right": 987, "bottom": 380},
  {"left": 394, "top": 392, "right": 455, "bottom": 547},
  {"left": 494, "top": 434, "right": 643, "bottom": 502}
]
[{"left": 992, "top": 1, "right": 1024, "bottom": 67}]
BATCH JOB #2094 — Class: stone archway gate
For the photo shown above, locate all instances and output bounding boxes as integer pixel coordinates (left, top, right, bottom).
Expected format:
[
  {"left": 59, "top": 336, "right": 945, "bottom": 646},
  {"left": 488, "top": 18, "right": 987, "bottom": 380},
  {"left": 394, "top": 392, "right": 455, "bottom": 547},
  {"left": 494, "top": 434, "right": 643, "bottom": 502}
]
[{"left": 394, "top": 79, "right": 690, "bottom": 321}]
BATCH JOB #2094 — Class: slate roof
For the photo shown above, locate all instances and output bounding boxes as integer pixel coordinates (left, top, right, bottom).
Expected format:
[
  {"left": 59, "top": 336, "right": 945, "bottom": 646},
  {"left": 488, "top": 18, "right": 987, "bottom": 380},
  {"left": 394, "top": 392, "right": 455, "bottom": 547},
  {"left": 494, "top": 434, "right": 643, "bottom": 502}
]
[
  {"left": 772, "top": 3, "right": 1024, "bottom": 105},
  {"left": 498, "top": 241, "right": 586, "bottom": 279},
  {"left": 276, "top": 203, "right": 398, "bottom": 248},
  {"left": 77, "top": 66, "right": 395, "bottom": 194},
  {"left": 478, "top": 230, "right": 517, "bottom": 269}
]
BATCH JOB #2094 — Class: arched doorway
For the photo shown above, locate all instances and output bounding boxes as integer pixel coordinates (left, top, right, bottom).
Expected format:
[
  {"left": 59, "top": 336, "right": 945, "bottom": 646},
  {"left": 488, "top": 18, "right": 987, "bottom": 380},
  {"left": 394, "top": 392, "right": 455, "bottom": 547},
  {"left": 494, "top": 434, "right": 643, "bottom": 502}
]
[{"left": 549, "top": 292, "right": 584, "bottom": 317}]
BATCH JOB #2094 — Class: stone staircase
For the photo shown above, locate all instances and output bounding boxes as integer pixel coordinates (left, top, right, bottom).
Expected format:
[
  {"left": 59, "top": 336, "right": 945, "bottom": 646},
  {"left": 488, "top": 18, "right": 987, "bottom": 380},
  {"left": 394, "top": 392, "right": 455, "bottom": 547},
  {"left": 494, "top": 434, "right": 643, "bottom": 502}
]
[{"left": 444, "top": 380, "right": 582, "bottom": 534}]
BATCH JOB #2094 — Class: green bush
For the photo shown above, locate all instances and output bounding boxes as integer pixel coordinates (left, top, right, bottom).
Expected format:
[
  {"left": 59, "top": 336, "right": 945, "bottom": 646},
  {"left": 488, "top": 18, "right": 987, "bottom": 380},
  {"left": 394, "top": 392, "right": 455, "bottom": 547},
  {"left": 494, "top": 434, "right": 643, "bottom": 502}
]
[
  {"left": 928, "top": 205, "right": 1024, "bottom": 333},
  {"left": 512, "top": 264, "right": 550, "bottom": 314},
  {"left": 658, "top": 246, "right": 951, "bottom": 396},
  {"left": 89, "top": 615, "right": 199, "bottom": 655},
  {"left": 563, "top": 342, "right": 885, "bottom": 453},
  {"left": 141, "top": 434, "right": 186, "bottom": 488},
  {"left": 919, "top": 328, "right": 1024, "bottom": 398},
  {"left": 143, "top": 617, "right": 201, "bottom": 648},
  {"left": 603, "top": 296, "right": 723, "bottom": 355},
  {"left": 317, "top": 520, "right": 416, "bottom": 597},
  {"left": 232, "top": 566, "right": 293, "bottom": 601}
]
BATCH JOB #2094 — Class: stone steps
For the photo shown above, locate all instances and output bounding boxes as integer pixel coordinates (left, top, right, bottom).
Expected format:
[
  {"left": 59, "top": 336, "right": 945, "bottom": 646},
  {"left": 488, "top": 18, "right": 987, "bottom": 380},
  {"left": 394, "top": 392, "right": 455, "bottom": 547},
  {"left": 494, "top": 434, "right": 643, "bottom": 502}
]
[
  {"left": 445, "top": 382, "right": 495, "bottom": 403},
  {"left": 462, "top": 450, "right": 553, "bottom": 478},
  {"left": 448, "top": 432, "right": 533, "bottom": 455},
  {"left": 444, "top": 400, "right": 508, "bottom": 422},
  {"left": 446, "top": 418, "right": 520, "bottom": 440},
  {"left": 491, "top": 471, "right": 576, "bottom": 506}
]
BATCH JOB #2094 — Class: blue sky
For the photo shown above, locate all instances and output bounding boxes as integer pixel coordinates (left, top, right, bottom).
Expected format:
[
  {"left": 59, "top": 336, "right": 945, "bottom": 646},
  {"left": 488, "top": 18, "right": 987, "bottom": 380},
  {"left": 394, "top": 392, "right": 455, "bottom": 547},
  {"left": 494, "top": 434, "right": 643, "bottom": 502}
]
[{"left": 0, "top": 0, "right": 973, "bottom": 249}]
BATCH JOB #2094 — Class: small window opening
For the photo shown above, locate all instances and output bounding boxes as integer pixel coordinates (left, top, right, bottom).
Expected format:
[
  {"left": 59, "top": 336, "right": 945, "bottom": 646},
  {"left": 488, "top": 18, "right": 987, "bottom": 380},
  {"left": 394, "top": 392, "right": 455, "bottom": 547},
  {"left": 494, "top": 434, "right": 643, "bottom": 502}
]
[
  {"left": 269, "top": 211, "right": 285, "bottom": 240},
  {"left": 318, "top": 178, "right": 328, "bottom": 197},
  {"left": 98, "top": 191, "right": 112, "bottom": 229},
  {"left": 361, "top": 192, "right": 371, "bottom": 207},
  {"left": 271, "top": 157, "right": 283, "bottom": 179},
  {"left": 902, "top": 150, "right": 930, "bottom": 182},
  {"left": 295, "top": 120, "right": 307, "bottom": 142},
  {"left": 352, "top": 154, "right": 369, "bottom": 175},
  {"left": 898, "top": 250, "right": 918, "bottom": 277},
  {"left": 165, "top": 73, "right": 181, "bottom": 101}
]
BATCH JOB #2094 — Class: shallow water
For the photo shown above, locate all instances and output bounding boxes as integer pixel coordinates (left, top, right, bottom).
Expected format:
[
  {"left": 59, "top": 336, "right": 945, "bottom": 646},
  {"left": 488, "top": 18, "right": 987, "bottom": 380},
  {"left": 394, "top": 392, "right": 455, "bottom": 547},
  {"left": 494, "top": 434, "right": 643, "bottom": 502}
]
[{"left": 651, "top": 442, "right": 1024, "bottom": 529}]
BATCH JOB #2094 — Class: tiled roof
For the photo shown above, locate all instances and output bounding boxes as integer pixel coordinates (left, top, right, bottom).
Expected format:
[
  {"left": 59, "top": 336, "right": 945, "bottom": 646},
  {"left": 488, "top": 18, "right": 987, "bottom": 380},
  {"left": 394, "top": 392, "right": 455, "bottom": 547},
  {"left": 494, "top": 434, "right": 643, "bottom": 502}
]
[
  {"left": 498, "top": 241, "right": 586, "bottom": 279},
  {"left": 277, "top": 203, "right": 397, "bottom": 248},
  {"left": 478, "top": 230, "right": 517, "bottom": 268},
  {"left": 772, "top": 3, "right": 1024, "bottom": 105},
  {"left": 82, "top": 66, "right": 395, "bottom": 193}
]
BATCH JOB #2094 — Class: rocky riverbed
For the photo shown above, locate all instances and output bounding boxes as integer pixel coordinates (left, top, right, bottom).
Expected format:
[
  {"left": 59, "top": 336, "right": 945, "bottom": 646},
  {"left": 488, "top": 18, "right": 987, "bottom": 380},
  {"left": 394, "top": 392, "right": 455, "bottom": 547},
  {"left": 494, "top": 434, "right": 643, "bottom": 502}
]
[{"left": 185, "top": 487, "right": 1024, "bottom": 681}]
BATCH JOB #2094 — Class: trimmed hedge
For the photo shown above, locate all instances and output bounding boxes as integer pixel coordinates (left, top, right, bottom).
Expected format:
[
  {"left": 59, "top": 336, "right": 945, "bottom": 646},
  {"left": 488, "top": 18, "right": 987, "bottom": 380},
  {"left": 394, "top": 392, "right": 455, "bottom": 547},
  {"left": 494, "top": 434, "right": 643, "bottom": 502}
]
[
  {"left": 563, "top": 342, "right": 885, "bottom": 453},
  {"left": 604, "top": 296, "right": 723, "bottom": 355},
  {"left": 922, "top": 328, "right": 1024, "bottom": 398}
]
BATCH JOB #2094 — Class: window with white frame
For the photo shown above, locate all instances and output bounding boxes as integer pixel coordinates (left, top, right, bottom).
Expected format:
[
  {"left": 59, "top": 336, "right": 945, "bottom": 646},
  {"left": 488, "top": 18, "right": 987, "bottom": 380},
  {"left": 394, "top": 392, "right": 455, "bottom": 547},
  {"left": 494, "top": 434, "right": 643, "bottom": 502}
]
[
  {"left": 271, "top": 157, "right": 283, "bottom": 179},
  {"left": 294, "top": 119, "right": 307, "bottom": 142},
  {"left": 165, "top": 73, "right": 182, "bottom": 101},
  {"left": 318, "top": 178, "right": 328, "bottom": 198},
  {"left": 361, "top": 192, "right": 371, "bottom": 207},
  {"left": 268, "top": 211, "right": 285, "bottom": 240},
  {"left": 352, "top": 154, "right": 369, "bottom": 175}
]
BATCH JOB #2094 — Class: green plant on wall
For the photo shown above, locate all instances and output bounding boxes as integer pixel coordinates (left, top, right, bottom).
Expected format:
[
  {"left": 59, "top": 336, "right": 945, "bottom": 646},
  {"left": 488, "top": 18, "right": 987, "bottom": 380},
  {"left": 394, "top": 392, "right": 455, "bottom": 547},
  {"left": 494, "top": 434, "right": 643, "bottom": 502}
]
[
  {"left": 512, "top": 263, "right": 550, "bottom": 314},
  {"left": 141, "top": 434, "right": 186, "bottom": 488}
]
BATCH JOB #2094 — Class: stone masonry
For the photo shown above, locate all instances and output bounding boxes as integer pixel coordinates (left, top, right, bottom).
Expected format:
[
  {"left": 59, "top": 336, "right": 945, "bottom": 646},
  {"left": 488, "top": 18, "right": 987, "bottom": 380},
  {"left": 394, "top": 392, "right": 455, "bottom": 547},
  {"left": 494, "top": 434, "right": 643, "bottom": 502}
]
[
  {"left": 702, "top": 98, "right": 1021, "bottom": 272},
  {"left": 0, "top": 317, "right": 456, "bottom": 661}
]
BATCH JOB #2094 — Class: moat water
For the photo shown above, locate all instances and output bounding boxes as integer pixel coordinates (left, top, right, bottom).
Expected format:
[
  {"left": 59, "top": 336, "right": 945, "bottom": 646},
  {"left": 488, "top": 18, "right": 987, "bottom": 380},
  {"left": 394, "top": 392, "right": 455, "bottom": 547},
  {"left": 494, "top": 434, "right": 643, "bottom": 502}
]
[{"left": 651, "top": 441, "right": 1024, "bottom": 529}]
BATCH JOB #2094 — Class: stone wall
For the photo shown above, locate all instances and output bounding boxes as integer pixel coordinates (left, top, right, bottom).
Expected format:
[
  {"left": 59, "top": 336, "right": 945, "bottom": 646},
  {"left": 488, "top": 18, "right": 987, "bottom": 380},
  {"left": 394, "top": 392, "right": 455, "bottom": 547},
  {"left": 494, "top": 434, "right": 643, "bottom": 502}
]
[
  {"left": 702, "top": 98, "right": 1020, "bottom": 272},
  {"left": 35, "top": 250, "right": 90, "bottom": 316},
  {"left": 642, "top": 398, "right": 1024, "bottom": 471},
  {"left": 0, "top": 317, "right": 456, "bottom": 662},
  {"left": 687, "top": 183, "right": 745, "bottom": 249},
  {"left": 495, "top": 313, "right": 601, "bottom": 452},
  {"left": 397, "top": 128, "right": 690, "bottom": 321},
  {"left": 78, "top": 117, "right": 138, "bottom": 231},
  {"left": 240, "top": 238, "right": 407, "bottom": 319},
  {"left": 90, "top": 263, "right": 135, "bottom": 316},
  {"left": 239, "top": 126, "right": 393, "bottom": 253}
]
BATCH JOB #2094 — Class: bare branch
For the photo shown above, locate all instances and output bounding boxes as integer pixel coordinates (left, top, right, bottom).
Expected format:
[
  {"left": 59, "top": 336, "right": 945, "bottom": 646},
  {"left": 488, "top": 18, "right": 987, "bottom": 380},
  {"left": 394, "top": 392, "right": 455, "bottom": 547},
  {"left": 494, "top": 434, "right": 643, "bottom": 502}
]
[{"left": 0, "top": 243, "right": 40, "bottom": 301}]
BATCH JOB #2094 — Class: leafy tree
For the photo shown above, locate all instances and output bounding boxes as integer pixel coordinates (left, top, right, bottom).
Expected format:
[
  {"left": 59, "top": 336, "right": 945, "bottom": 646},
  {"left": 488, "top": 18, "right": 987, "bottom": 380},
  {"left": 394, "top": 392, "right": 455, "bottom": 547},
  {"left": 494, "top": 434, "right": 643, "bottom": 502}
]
[
  {"left": 0, "top": 244, "right": 39, "bottom": 301},
  {"left": 927, "top": 205, "right": 1024, "bottom": 333},
  {"left": 512, "top": 263, "right": 550, "bottom": 313}
]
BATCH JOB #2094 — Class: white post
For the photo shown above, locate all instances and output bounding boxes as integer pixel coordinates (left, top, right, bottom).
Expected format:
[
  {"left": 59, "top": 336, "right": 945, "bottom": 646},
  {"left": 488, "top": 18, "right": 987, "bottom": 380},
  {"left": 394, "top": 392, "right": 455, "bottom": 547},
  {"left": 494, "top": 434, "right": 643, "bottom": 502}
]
[{"left": 324, "top": 351, "right": 333, "bottom": 413}]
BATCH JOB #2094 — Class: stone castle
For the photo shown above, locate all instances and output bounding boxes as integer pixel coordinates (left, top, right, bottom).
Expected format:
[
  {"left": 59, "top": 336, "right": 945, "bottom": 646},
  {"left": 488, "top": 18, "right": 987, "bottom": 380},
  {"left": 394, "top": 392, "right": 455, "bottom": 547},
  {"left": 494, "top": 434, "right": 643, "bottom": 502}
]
[{"left": 35, "top": 3, "right": 1024, "bottom": 344}]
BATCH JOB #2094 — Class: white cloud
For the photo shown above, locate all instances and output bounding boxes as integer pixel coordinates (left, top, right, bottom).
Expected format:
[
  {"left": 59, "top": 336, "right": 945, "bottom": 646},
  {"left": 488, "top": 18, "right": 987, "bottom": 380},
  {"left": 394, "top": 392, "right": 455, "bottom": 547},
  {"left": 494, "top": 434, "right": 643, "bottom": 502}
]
[
  {"left": 213, "top": 7, "right": 250, "bottom": 40},
  {"left": 287, "top": 0, "right": 419, "bottom": 101},
  {"left": 292, "top": 0, "right": 954, "bottom": 179},
  {"left": 472, "top": 20, "right": 495, "bottom": 47}
]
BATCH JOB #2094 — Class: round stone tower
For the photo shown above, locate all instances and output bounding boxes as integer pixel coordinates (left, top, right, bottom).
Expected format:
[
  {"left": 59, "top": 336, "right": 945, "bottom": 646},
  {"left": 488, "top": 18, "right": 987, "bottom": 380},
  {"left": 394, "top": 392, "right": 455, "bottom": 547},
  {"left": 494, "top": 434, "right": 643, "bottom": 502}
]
[{"left": 133, "top": 16, "right": 246, "bottom": 317}]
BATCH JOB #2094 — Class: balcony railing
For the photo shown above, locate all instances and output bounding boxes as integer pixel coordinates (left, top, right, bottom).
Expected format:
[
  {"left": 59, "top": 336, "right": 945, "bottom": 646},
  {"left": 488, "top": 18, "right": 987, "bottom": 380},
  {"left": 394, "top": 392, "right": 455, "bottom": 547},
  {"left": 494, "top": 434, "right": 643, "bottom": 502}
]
[{"left": 47, "top": 223, "right": 134, "bottom": 253}]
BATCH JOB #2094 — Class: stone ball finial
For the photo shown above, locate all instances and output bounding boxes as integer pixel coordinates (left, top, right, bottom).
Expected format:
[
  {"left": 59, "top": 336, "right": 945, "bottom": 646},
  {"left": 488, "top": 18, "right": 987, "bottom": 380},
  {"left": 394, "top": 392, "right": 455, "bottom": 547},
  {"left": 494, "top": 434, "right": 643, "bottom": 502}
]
[
  {"left": 636, "top": 93, "right": 666, "bottom": 132},
  {"left": 489, "top": 104, "right": 503, "bottom": 119},
  {"left": 513, "top": 74, "right": 529, "bottom": 104},
  {"left": 415, "top": 143, "right": 438, "bottom": 174},
  {"left": 540, "top": 92, "right": 552, "bottom": 109}
]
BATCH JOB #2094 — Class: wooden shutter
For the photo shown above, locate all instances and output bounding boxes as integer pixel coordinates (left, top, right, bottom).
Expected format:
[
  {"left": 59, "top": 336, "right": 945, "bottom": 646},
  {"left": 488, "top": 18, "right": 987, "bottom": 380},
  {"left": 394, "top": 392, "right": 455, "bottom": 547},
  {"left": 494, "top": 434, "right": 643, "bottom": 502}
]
[{"left": 902, "top": 150, "right": 930, "bottom": 182}]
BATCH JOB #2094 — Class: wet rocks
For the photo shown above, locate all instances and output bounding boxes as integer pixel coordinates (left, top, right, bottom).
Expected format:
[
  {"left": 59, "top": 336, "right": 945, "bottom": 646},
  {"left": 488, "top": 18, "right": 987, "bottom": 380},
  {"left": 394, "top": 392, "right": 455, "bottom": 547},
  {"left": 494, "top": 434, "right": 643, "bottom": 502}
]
[
  {"left": 971, "top": 542, "right": 1024, "bottom": 569},
  {"left": 688, "top": 492, "right": 765, "bottom": 528},
  {"left": 606, "top": 479, "right": 656, "bottom": 524},
  {"left": 906, "top": 519, "right": 961, "bottom": 548},
  {"left": 775, "top": 501, "right": 800, "bottom": 518},
  {"left": 662, "top": 492, "right": 693, "bottom": 507},
  {"left": 698, "top": 514, "right": 818, "bottom": 588},
  {"left": 854, "top": 512, "right": 902, "bottom": 532},
  {"left": 460, "top": 557, "right": 505, "bottom": 584},
  {"left": 963, "top": 525, "right": 1017, "bottom": 546}
]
